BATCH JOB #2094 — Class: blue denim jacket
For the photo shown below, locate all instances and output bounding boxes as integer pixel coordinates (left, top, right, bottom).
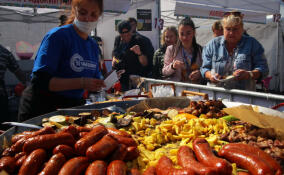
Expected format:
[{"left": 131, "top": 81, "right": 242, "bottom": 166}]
[{"left": 201, "top": 35, "right": 269, "bottom": 90}]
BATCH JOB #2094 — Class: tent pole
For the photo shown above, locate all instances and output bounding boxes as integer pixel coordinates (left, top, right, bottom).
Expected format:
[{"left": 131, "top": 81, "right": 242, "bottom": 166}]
[
  {"left": 157, "top": 0, "right": 161, "bottom": 48},
  {"left": 277, "top": 21, "right": 281, "bottom": 92}
]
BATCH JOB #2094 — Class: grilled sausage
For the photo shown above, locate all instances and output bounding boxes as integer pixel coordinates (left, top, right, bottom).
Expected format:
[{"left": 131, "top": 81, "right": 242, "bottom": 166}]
[
  {"left": 107, "top": 128, "right": 131, "bottom": 138},
  {"left": 0, "top": 156, "right": 16, "bottom": 174},
  {"left": 177, "top": 146, "right": 217, "bottom": 175},
  {"left": 142, "top": 166, "right": 156, "bottom": 175},
  {"left": 16, "top": 154, "right": 27, "bottom": 168},
  {"left": 129, "top": 168, "right": 141, "bottom": 175},
  {"left": 58, "top": 157, "right": 89, "bottom": 175},
  {"left": 86, "top": 134, "right": 118, "bottom": 160},
  {"left": 124, "top": 146, "right": 139, "bottom": 161},
  {"left": 60, "top": 125, "right": 79, "bottom": 140},
  {"left": 75, "top": 125, "right": 108, "bottom": 155},
  {"left": 11, "top": 131, "right": 33, "bottom": 144},
  {"left": 76, "top": 126, "right": 92, "bottom": 132},
  {"left": 218, "top": 147, "right": 274, "bottom": 175},
  {"left": 2, "top": 147, "right": 14, "bottom": 157},
  {"left": 237, "top": 172, "right": 251, "bottom": 175},
  {"left": 23, "top": 133, "right": 75, "bottom": 153},
  {"left": 15, "top": 152, "right": 26, "bottom": 160},
  {"left": 18, "top": 149, "right": 47, "bottom": 175},
  {"left": 12, "top": 127, "right": 55, "bottom": 144},
  {"left": 107, "top": 160, "right": 127, "bottom": 175},
  {"left": 156, "top": 156, "right": 195, "bottom": 175},
  {"left": 221, "top": 143, "right": 282, "bottom": 175},
  {"left": 53, "top": 145, "right": 75, "bottom": 159},
  {"left": 111, "top": 134, "right": 137, "bottom": 147},
  {"left": 38, "top": 153, "right": 66, "bottom": 175},
  {"left": 85, "top": 160, "right": 107, "bottom": 175},
  {"left": 79, "top": 132, "right": 89, "bottom": 138},
  {"left": 11, "top": 138, "right": 27, "bottom": 153},
  {"left": 109, "top": 144, "right": 127, "bottom": 161},
  {"left": 192, "top": 138, "right": 232, "bottom": 175}
]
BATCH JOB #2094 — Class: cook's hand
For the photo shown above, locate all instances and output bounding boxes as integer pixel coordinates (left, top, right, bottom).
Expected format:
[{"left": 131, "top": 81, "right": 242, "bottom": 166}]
[
  {"left": 117, "top": 69, "right": 125, "bottom": 79},
  {"left": 233, "top": 69, "right": 250, "bottom": 80},
  {"left": 173, "top": 60, "right": 185, "bottom": 70},
  {"left": 189, "top": 70, "right": 201, "bottom": 81},
  {"left": 130, "top": 45, "right": 142, "bottom": 55},
  {"left": 82, "top": 78, "right": 106, "bottom": 92},
  {"left": 210, "top": 73, "right": 222, "bottom": 83},
  {"left": 112, "top": 57, "right": 119, "bottom": 67}
]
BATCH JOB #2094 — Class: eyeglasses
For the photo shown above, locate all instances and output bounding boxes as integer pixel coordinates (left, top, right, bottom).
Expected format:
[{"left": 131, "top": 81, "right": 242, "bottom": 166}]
[
  {"left": 223, "top": 11, "right": 242, "bottom": 17},
  {"left": 120, "top": 30, "right": 129, "bottom": 34}
]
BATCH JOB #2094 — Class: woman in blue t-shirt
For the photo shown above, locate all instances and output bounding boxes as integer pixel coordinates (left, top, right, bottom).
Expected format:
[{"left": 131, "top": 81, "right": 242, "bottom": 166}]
[{"left": 18, "top": 0, "right": 105, "bottom": 122}]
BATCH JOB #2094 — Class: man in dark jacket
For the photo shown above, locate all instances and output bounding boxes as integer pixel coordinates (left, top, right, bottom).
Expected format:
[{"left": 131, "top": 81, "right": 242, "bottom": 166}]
[
  {"left": 0, "top": 44, "right": 26, "bottom": 129},
  {"left": 112, "top": 20, "right": 154, "bottom": 91}
]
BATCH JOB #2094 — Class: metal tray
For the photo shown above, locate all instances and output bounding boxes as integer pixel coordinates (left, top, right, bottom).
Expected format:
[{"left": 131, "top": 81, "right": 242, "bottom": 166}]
[{"left": 0, "top": 99, "right": 142, "bottom": 152}]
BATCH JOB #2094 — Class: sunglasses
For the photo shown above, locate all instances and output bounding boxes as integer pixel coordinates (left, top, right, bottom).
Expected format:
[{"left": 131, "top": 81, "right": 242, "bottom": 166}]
[
  {"left": 120, "top": 30, "right": 129, "bottom": 34},
  {"left": 223, "top": 11, "right": 242, "bottom": 17}
]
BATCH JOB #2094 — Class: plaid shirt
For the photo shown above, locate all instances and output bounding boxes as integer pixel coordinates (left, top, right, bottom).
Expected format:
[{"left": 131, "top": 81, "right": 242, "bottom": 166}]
[{"left": 0, "top": 44, "right": 21, "bottom": 96}]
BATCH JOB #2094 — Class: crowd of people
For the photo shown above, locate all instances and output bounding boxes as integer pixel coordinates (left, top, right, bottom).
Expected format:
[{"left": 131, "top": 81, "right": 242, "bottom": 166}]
[
  {"left": 0, "top": 0, "right": 269, "bottom": 124},
  {"left": 113, "top": 12, "right": 268, "bottom": 91}
]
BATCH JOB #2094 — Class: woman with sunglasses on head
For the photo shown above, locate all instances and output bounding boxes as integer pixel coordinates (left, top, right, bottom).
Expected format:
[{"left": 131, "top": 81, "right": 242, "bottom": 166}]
[
  {"left": 201, "top": 12, "right": 269, "bottom": 91},
  {"left": 152, "top": 26, "right": 178, "bottom": 79},
  {"left": 18, "top": 0, "right": 105, "bottom": 122},
  {"left": 162, "top": 17, "right": 203, "bottom": 83}
]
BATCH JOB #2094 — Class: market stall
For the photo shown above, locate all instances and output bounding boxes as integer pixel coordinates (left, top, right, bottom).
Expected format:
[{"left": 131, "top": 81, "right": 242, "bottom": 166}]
[{"left": 0, "top": 97, "right": 283, "bottom": 174}]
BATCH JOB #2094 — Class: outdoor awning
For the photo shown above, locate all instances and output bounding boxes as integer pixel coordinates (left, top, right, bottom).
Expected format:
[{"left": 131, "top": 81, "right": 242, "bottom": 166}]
[
  {"left": 0, "top": 0, "right": 131, "bottom": 13},
  {"left": 175, "top": 0, "right": 281, "bottom": 23}
]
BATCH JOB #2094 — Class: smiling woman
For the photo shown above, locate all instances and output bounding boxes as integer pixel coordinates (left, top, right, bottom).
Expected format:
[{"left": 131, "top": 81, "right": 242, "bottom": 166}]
[
  {"left": 18, "top": 0, "right": 106, "bottom": 122},
  {"left": 201, "top": 13, "right": 269, "bottom": 91}
]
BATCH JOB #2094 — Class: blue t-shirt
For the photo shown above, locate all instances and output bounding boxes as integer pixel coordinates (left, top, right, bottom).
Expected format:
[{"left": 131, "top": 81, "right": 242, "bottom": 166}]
[{"left": 32, "top": 24, "right": 102, "bottom": 99}]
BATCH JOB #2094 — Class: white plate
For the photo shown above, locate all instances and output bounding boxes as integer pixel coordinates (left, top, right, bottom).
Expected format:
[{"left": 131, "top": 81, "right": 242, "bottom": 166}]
[{"left": 215, "top": 75, "right": 235, "bottom": 83}]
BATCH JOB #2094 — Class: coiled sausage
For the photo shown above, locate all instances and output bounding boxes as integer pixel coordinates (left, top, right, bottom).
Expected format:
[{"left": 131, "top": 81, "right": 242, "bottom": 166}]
[
  {"left": 58, "top": 157, "right": 89, "bottom": 175},
  {"left": 177, "top": 146, "right": 217, "bottom": 175},
  {"left": 23, "top": 133, "right": 75, "bottom": 153},
  {"left": 75, "top": 125, "right": 108, "bottom": 155},
  {"left": 86, "top": 134, "right": 118, "bottom": 160},
  {"left": 107, "top": 160, "right": 127, "bottom": 175},
  {"left": 18, "top": 149, "right": 47, "bottom": 175},
  {"left": 192, "top": 138, "right": 232, "bottom": 175},
  {"left": 85, "top": 160, "right": 107, "bottom": 175},
  {"left": 38, "top": 153, "right": 66, "bottom": 175}
]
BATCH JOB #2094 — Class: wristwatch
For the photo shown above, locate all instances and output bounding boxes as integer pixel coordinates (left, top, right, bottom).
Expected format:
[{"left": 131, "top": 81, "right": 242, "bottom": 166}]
[{"left": 248, "top": 71, "right": 254, "bottom": 79}]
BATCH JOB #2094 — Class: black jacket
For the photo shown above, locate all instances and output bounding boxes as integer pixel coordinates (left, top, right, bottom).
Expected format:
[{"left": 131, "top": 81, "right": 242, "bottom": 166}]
[{"left": 112, "top": 33, "right": 154, "bottom": 90}]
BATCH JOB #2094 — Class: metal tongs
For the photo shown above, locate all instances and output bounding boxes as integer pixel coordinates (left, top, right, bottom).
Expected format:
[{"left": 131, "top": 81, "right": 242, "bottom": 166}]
[{"left": 2, "top": 122, "right": 43, "bottom": 129}]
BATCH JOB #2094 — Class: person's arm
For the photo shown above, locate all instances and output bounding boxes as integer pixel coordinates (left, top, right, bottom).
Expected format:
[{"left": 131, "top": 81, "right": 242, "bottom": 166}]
[
  {"left": 251, "top": 39, "right": 269, "bottom": 80},
  {"left": 162, "top": 46, "right": 176, "bottom": 76},
  {"left": 200, "top": 45, "right": 212, "bottom": 78},
  {"left": 32, "top": 71, "right": 104, "bottom": 92},
  {"left": 14, "top": 69, "right": 27, "bottom": 85},
  {"left": 137, "top": 36, "right": 154, "bottom": 68},
  {"left": 5, "top": 48, "right": 27, "bottom": 84},
  {"left": 152, "top": 49, "right": 160, "bottom": 78},
  {"left": 49, "top": 77, "right": 104, "bottom": 92}
]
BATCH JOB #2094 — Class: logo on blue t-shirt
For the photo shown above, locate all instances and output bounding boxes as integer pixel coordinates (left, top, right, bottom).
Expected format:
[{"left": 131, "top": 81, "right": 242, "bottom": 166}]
[{"left": 70, "top": 53, "right": 97, "bottom": 72}]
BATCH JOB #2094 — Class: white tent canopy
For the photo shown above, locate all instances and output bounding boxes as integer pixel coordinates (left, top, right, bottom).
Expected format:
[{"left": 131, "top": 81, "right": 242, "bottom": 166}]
[
  {"left": 0, "top": 0, "right": 131, "bottom": 24},
  {"left": 0, "top": 0, "right": 131, "bottom": 13},
  {"left": 175, "top": 0, "right": 281, "bottom": 23}
]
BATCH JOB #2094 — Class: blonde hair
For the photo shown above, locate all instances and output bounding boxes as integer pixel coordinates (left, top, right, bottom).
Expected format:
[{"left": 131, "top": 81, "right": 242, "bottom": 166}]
[
  {"left": 212, "top": 20, "right": 223, "bottom": 31},
  {"left": 161, "top": 26, "right": 178, "bottom": 46},
  {"left": 222, "top": 15, "right": 243, "bottom": 28}
]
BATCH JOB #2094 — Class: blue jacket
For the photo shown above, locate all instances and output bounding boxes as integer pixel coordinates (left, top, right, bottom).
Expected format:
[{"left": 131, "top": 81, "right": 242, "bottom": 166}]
[{"left": 201, "top": 35, "right": 269, "bottom": 90}]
